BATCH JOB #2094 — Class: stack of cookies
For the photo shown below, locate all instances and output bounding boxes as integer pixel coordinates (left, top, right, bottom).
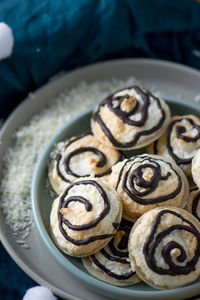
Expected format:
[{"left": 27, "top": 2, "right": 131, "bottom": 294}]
[{"left": 48, "top": 86, "right": 200, "bottom": 289}]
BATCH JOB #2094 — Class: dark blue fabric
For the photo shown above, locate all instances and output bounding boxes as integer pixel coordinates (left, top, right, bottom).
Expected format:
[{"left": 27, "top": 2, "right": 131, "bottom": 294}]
[
  {"left": 1, "top": 1, "right": 200, "bottom": 299},
  {"left": 0, "top": 242, "right": 37, "bottom": 299},
  {"left": 0, "top": 0, "right": 200, "bottom": 119},
  {"left": 0, "top": 240, "right": 62, "bottom": 299}
]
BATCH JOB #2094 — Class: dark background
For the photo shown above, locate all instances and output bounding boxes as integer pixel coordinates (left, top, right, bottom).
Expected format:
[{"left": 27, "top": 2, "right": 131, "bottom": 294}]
[{"left": 1, "top": 0, "right": 200, "bottom": 299}]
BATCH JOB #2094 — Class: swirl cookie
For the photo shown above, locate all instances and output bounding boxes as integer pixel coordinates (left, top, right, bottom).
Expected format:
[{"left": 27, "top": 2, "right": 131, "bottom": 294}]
[
  {"left": 48, "top": 133, "right": 123, "bottom": 194},
  {"left": 147, "top": 115, "right": 200, "bottom": 176},
  {"left": 50, "top": 178, "right": 122, "bottom": 257},
  {"left": 109, "top": 154, "right": 189, "bottom": 221},
  {"left": 82, "top": 219, "right": 140, "bottom": 286},
  {"left": 185, "top": 186, "right": 200, "bottom": 222},
  {"left": 91, "top": 86, "right": 170, "bottom": 150},
  {"left": 128, "top": 207, "right": 200, "bottom": 289},
  {"left": 192, "top": 149, "right": 200, "bottom": 189}
]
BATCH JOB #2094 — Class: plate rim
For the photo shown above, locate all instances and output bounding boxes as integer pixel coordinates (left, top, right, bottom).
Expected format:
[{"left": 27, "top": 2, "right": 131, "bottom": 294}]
[
  {"left": 1, "top": 56, "right": 200, "bottom": 137},
  {"left": 1, "top": 58, "right": 200, "bottom": 299}
]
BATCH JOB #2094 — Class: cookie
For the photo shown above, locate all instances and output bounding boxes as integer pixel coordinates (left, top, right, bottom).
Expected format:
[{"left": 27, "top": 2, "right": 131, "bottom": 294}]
[
  {"left": 82, "top": 219, "right": 140, "bottom": 286},
  {"left": 109, "top": 154, "right": 189, "bottom": 221},
  {"left": 192, "top": 148, "right": 200, "bottom": 189},
  {"left": 48, "top": 133, "right": 123, "bottom": 194},
  {"left": 50, "top": 177, "right": 122, "bottom": 257},
  {"left": 128, "top": 207, "right": 200, "bottom": 289},
  {"left": 185, "top": 186, "right": 200, "bottom": 222},
  {"left": 147, "top": 115, "right": 200, "bottom": 176},
  {"left": 91, "top": 86, "right": 170, "bottom": 150}
]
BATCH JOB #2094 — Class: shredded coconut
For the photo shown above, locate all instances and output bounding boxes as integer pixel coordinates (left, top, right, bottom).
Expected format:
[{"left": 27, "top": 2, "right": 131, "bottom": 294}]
[{"left": 0, "top": 77, "right": 138, "bottom": 246}]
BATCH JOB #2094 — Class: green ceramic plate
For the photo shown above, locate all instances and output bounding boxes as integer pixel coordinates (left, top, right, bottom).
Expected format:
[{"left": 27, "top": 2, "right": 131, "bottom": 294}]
[{"left": 31, "top": 97, "right": 200, "bottom": 300}]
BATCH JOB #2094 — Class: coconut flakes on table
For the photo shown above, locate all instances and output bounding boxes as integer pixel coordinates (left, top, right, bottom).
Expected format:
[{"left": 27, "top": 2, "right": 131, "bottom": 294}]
[{"left": 0, "top": 77, "right": 138, "bottom": 247}]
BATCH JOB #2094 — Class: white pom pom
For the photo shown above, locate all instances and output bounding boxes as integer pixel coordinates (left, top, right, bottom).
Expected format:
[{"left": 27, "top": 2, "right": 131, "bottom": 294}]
[
  {"left": 0, "top": 22, "right": 14, "bottom": 60},
  {"left": 22, "top": 286, "right": 57, "bottom": 300}
]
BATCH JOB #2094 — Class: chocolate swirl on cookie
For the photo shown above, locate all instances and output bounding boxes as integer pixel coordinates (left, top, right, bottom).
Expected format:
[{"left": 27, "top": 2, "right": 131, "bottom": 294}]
[
  {"left": 116, "top": 156, "right": 181, "bottom": 205},
  {"left": 143, "top": 209, "right": 200, "bottom": 275},
  {"left": 55, "top": 133, "right": 123, "bottom": 183},
  {"left": 58, "top": 180, "right": 113, "bottom": 245},
  {"left": 166, "top": 117, "right": 200, "bottom": 165},
  {"left": 90, "top": 220, "right": 135, "bottom": 280},
  {"left": 92, "top": 86, "right": 167, "bottom": 148}
]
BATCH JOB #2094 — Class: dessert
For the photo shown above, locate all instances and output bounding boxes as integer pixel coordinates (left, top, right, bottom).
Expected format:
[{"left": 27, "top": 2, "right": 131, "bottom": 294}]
[
  {"left": 185, "top": 186, "right": 200, "bottom": 222},
  {"left": 192, "top": 148, "right": 200, "bottom": 189},
  {"left": 48, "top": 133, "right": 123, "bottom": 194},
  {"left": 129, "top": 207, "right": 200, "bottom": 289},
  {"left": 91, "top": 86, "right": 170, "bottom": 150},
  {"left": 50, "top": 177, "right": 122, "bottom": 257},
  {"left": 147, "top": 115, "right": 200, "bottom": 176},
  {"left": 109, "top": 154, "right": 189, "bottom": 221},
  {"left": 82, "top": 219, "right": 140, "bottom": 286}
]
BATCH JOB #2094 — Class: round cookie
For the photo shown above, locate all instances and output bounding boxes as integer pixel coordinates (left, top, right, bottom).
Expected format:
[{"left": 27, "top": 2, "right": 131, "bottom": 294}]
[
  {"left": 108, "top": 154, "right": 189, "bottom": 221},
  {"left": 82, "top": 219, "right": 140, "bottom": 286},
  {"left": 50, "top": 177, "right": 122, "bottom": 257},
  {"left": 192, "top": 148, "right": 200, "bottom": 189},
  {"left": 185, "top": 186, "right": 200, "bottom": 222},
  {"left": 91, "top": 86, "right": 170, "bottom": 150},
  {"left": 48, "top": 133, "right": 123, "bottom": 194},
  {"left": 147, "top": 115, "right": 200, "bottom": 176},
  {"left": 128, "top": 207, "right": 200, "bottom": 289}
]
